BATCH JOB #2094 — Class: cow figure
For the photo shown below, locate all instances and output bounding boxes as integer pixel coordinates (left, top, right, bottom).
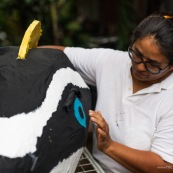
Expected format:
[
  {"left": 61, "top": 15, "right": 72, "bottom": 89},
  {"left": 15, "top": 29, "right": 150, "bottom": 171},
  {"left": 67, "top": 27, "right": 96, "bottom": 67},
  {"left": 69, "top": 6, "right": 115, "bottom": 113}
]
[{"left": 0, "top": 47, "right": 91, "bottom": 173}]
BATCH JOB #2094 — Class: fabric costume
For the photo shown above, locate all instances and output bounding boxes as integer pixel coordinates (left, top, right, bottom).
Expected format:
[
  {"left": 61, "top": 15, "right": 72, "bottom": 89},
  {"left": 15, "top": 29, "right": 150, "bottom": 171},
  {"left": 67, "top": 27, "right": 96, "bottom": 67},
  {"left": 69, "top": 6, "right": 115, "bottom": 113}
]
[
  {"left": 0, "top": 46, "right": 91, "bottom": 173},
  {"left": 64, "top": 47, "right": 173, "bottom": 173}
]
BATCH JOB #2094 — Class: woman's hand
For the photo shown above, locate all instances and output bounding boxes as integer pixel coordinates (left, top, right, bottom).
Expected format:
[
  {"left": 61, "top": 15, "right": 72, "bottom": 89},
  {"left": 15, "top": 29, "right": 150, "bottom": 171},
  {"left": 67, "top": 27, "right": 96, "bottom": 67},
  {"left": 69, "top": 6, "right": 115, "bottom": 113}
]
[
  {"left": 89, "top": 110, "right": 113, "bottom": 153},
  {"left": 89, "top": 110, "right": 173, "bottom": 173}
]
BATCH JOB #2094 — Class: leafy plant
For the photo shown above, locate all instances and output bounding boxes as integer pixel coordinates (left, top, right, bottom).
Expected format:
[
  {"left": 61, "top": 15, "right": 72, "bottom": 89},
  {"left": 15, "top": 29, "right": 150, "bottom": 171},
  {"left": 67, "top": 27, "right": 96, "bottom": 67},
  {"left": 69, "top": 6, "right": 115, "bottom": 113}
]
[
  {"left": 0, "top": 0, "right": 89, "bottom": 47},
  {"left": 117, "top": 0, "right": 137, "bottom": 50}
]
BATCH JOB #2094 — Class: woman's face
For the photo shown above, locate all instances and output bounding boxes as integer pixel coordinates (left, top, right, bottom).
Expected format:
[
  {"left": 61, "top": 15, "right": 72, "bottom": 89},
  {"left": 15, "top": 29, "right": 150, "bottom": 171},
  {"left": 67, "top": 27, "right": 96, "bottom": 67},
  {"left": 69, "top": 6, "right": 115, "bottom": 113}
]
[{"left": 131, "top": 36, "right": 173, "bottom": 84}]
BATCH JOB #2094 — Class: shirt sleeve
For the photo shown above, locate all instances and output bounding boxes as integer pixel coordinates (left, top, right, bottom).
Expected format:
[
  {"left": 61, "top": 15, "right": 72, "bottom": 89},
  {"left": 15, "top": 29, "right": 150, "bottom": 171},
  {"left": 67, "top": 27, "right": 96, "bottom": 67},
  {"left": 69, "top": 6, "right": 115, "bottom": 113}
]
[
  {"left": 64, "top": 47, "right": 116, "bottom": 86},
  {"left": 151, "top": 105, "right": 173, "bottom": 164}
]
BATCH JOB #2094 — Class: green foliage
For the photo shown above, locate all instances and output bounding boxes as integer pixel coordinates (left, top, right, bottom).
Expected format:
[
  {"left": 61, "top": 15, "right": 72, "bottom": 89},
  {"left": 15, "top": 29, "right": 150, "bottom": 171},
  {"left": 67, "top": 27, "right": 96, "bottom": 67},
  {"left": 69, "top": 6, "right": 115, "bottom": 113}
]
[
  {"left": 0, "top": 0, "right": 137, "bottom": 49},
  {"left": 117, "top": 0, "right": 137, "bottom": 50},
  {"left": 0, "top": 0, "right": 89, "bottom": 47}
]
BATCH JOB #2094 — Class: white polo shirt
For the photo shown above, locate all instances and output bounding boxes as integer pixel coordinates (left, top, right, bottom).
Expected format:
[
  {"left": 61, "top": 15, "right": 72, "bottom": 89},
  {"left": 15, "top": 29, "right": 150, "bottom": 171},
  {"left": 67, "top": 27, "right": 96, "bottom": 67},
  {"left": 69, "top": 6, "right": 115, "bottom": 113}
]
[{"left": 64, "top": 47, "right": 173, "bottom": 173}]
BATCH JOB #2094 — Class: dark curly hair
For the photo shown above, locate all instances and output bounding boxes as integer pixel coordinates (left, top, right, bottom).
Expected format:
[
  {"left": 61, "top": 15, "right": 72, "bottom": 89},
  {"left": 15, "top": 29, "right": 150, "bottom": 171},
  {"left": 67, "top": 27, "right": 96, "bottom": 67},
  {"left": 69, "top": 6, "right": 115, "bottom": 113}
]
[{"left": 131, "top": 12, "right": 173, "bottom": 64}]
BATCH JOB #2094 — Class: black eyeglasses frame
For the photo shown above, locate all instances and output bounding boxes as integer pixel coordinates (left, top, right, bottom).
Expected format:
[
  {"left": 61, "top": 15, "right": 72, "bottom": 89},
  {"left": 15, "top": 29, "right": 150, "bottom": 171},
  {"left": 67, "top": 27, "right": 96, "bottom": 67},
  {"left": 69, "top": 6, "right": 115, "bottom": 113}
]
[{"left": 128, "top": 46, "right": 171, "bottom": 74}]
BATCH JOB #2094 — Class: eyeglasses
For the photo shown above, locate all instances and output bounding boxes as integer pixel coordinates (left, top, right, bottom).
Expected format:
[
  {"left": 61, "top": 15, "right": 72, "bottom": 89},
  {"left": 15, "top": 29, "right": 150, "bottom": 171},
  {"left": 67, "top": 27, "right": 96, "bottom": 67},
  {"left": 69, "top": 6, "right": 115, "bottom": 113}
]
[{"left": 128, "top": 47, "right": 170, "bottom": 74}]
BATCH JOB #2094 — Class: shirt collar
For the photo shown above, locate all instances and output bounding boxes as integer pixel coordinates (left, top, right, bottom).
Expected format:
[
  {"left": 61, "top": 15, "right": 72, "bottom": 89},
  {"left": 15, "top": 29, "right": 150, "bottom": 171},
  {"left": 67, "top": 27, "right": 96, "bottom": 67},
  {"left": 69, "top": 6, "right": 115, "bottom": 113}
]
[
  {"left": 134, "top": 72, "right": 173, "bottom": 95},
  {"left": 160, "top": 72, "right": 173, "bottom": 90}
]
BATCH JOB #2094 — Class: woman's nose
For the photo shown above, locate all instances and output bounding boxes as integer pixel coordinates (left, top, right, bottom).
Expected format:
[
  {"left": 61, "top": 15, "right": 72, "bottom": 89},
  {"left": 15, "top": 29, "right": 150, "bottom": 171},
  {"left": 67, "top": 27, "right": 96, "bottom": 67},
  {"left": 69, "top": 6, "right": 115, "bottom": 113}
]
[{"left": 134, "top": 62, "right": 147, "bottom": 71}]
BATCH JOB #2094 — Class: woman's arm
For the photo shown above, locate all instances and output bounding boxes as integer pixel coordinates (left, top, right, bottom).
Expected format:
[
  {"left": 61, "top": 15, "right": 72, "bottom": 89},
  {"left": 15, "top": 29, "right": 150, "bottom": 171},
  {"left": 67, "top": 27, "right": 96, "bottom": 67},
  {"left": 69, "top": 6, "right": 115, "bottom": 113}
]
[
  {"left": 38, "top": 45, "right": 65, "bottom": 51},
  {"left": 89, "top": 110, "right": 173, "bottom": 173}
]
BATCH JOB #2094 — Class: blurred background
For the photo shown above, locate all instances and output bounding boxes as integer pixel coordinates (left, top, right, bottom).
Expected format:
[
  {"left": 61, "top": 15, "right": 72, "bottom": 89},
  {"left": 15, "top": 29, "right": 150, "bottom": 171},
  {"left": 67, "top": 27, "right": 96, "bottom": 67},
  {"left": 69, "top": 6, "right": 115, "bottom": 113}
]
[{"left": 0, "top": 0, "right": 173, "bottom": 51}]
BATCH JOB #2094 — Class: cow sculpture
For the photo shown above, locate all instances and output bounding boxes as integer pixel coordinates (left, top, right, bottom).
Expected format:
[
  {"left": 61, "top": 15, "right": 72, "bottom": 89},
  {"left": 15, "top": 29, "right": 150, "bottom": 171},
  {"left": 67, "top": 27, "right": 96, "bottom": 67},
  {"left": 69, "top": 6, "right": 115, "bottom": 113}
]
[{"left": 0, "top": 46, "right": 91, "bottom": 173}]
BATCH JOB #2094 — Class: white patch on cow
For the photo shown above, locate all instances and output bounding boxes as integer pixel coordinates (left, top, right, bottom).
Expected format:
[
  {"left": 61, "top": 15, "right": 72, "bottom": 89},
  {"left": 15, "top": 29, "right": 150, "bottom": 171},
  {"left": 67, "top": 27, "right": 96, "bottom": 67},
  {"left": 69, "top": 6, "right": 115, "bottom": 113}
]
[
  {"left": 0, "top": 67, "right": 88, "bottom": 158},
  {"left": 49, "top": 147, "right": 83, "bottom": 173}
]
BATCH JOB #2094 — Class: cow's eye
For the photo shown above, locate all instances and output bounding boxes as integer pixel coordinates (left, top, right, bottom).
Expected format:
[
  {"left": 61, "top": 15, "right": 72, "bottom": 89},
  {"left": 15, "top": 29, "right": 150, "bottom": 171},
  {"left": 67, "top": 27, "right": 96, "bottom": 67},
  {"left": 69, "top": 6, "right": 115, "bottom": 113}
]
[{"left": 74, "top": 97, "right": 86, "bottom": 128}]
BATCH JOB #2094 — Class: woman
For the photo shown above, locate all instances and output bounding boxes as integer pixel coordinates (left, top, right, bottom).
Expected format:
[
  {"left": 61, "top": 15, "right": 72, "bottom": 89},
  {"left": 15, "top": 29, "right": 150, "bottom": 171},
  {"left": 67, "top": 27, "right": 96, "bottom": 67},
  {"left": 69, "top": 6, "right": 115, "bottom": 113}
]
[{"left": 40, "top": 12, "right": 173, "bottom": 173}]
